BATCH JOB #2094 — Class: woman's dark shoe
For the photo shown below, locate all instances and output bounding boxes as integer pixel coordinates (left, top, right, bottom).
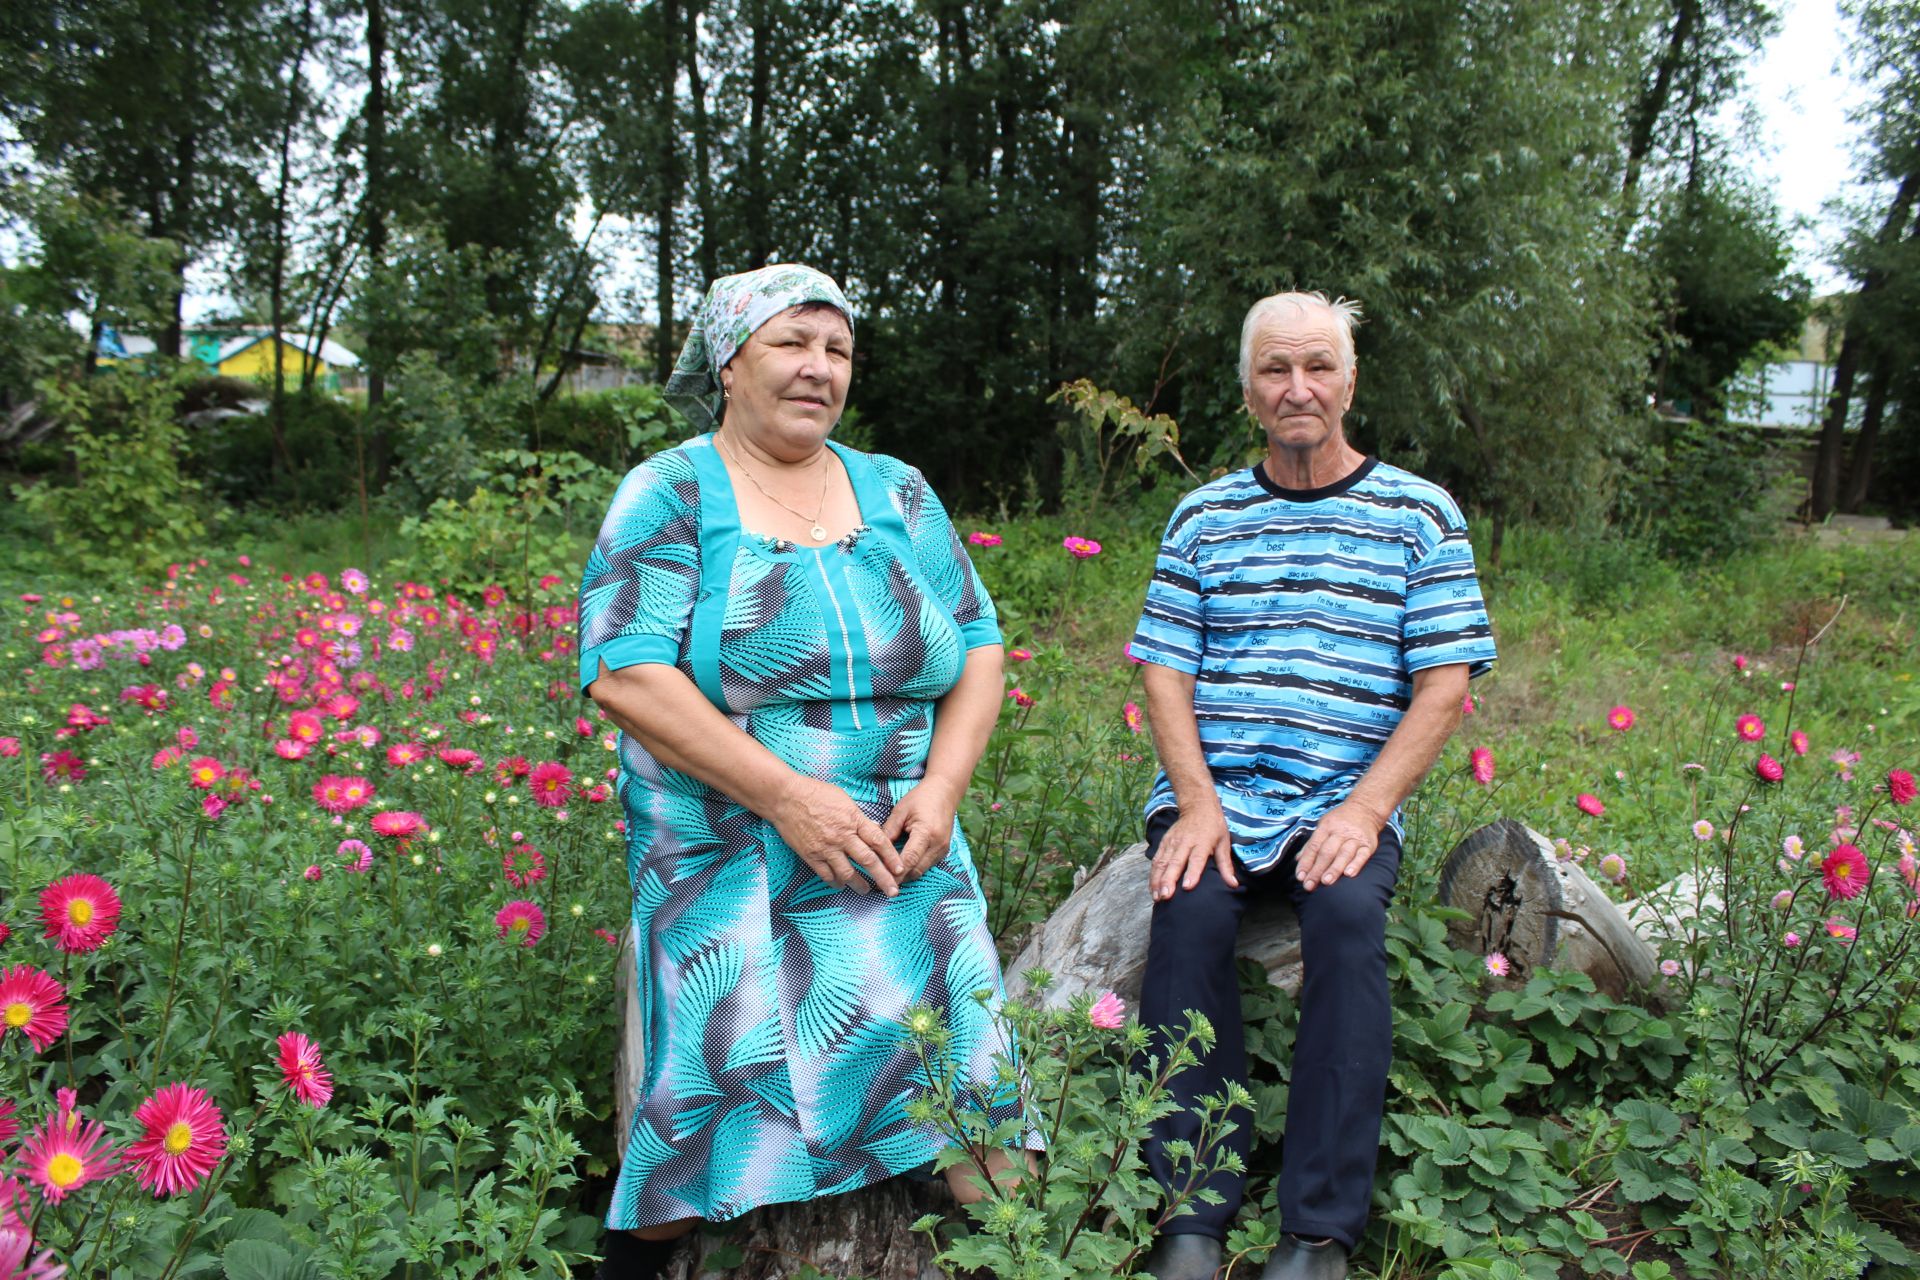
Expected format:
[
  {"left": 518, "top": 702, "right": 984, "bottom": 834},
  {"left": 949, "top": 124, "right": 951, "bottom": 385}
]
[
  {"left": 1141, "top": 1233, "right": 1224, "bottom": 1280},
  {"left": 594, "top": 1230, "right": 681, "bottom": 1280},
  {"left": 1259, "top": 1234, "right": 1348, "bottom": 1280}
]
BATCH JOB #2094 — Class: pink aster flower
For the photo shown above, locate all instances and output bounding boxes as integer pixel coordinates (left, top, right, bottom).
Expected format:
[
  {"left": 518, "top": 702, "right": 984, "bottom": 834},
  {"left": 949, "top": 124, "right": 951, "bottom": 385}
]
[
  {"left": 303, "top": 865, "right": 322, "bottom": 882},
  {"left": 1735, "top": 714, "right": 1765, "bottom": 742},
  {"left": 1008, "top": 688, "right": 1035, "bottom": 709},
  {"left": 1783, "top": 930, "right": 1802, "bottom": 948},
  {"left": 1890, "top": 769, "right": 1917, "bottom": 807},
  {"left": 1659, "top": 959, "right": 1681, "bottom": 977},
  {"left": 1470, "top": 747, "right": 1495, "bottom": 786},
  {"left": 386, "top": 741, "right": 428, "bottom": 766},
  {"left": 1597, "top": 852, "right": 1628, "bottom": 883},
  {"left": 276, "top": 1032, "right": 334, "bottom": 1108},
  {"left": 502, "top": 844, "right": 547, "bottom": 888},
  {"left": 1009, "top": 648, "right": 1033, "bottom": 662},
  {"left": 1088, "top": 991, "right": 1126, "bottom": 1029},
  {"left": 341, "top": 568, "right": 369, "bottom": 595},
  {"left": 369, "top": 811, "right": 425, "bottom": 841},
  {"left": 273, "top": 740, "right": 310, "bottom": 761},
  {"left": 124, "top": 1083, "right": 228, "bottom": 1196},
  {"left": 1692, "top": 820, "right": 1715, "bottom": 841},
  {"left": 494, "top": 900, "right": 546, "bottom": 948},
  {"left": 1733, "top": 654, "right": 1749, "bottom": 672},
  {"left": 338, "top": 839, "right": 373, "bottom": 872},
  {"left": 1461, "top": 693, "right": 1476, "bottom": 716},
  {"left": 0, "top": 1226, "right": 64, "bottom": 1279},
  {"left": 40, "top": 751, "right": 86, "bottom": 783},
  {"left": 1824, "top": 916, "right": 1857, "bottom": 943},
  {"left": 1772, "top": 889, "right": 1795, "bottom": 910},
  {"left": 1755, "top": 754, "right": 1784, "bottom": 783},
  {"left": 39, "top": 874, "right": 122, "bottom": 954},
  {"left": 186, "top": 757, "right": 225, "bottom": 790},
  {"left": 0, "top": 966, "right": 68, "bottom": 1053},
  {"left": 528, "top": 761, "right": 573, "bottom": 808},
  {"left": 1576, "top": 793, "right": 1605, "bottom": 817},
  {"left": 1484, "top": 952, "right": 1511, "bottom": 978},
  {"left": 0, "top": 738, "right": 19, "bottom": 758},
  {"left": 1783, "top": 834, "right": 1805, "bottom": 860},
  {"left": 1606, "top": 705, "right": 1635, "bottom": 732},
  {"left": 311, "top": 775, "right": 375, "bottom": 815},
  {"left": 20, "top": 1089, "right": 116, "bottom": 1203},
  {"left": 1821, "top": 844, "right": 1869, "bottom": 901},
  {"left": 1122, "top": 702, "right": 1143, "bottom": 734},
  {"left": 967, "top": 532, "right": 1003, "bottom": 548},
  {"left": 1788, "top": 730, "right": 1809, "bottom": 757}
]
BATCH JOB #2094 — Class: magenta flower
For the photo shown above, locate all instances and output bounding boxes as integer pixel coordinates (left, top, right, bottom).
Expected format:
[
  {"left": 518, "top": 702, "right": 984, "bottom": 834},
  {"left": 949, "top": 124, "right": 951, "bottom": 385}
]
[
  {"left": 1606, "top": 705, "right": 1635, "bottom": 732},
  {"left": 1824, "top": 916, "right": 1857, "bottom": 943},
  {"left": 1771, "top": 889, "right": 1794, "bottom": 910},
  {"left": 1755, "top": 754, "right": 1784, "bottom": 783},
  {"left": 1788, "top": 729, "right": 1809, "bottom": 757},
  {"left": 967, "top": 532, "right": 1003, "bottom": 548},
  {"left": 1821, "top": 844, "right": 1868, "bottom": 901},
  {"left": 1122, "top": 702, "right": 1143, "bottom": 734},
  {"left": 1088, "top": 991, "right": 1126, "bottom": 1029},
  {"left": 276, "top": 1032, "right": 334, "bottom": 1108},
  {"left": 1470, "top": 747, "right": 1495, "bottom": 786},
  {"left": 1576, "top": 793, "right": 1605, "bottom": 818},
  {"left": 124, "top": 1084, "right": 228, "bottom": 1196},
  {"left": 1061, "top": 536, "right": 1103, "bottom": 559},
  {"left": 495, "top": 900, "right": 546, "bottom": 947},
  {"left": 1890, "top": 769, "right": 1916, "bottom": 807},
  {"left": 1659, "top": 959, "right": 1681, "bottom": 977},
  {"left": 1735, "top": 714, "right": 1765, "bottom": 742},
  {"left": 1483, "top": 952, "right": 1510, "bottom": 978},
  {"left": 1008, "top": 688, "right": 1035, "bottom": 709}
]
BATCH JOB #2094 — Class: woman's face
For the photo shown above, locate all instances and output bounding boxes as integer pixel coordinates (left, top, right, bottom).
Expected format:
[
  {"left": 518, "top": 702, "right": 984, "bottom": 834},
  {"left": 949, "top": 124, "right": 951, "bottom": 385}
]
[{"left": 721, "top": 305, "right": 853, "bottom": 459}]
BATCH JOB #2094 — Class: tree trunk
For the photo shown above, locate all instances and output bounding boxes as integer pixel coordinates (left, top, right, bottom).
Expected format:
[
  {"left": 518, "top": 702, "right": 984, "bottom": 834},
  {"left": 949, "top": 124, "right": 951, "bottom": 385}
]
[
  {"left": 1620, "top": 0, "right": 1699, "bottom": 218},
  {"left": 1838, "top": 358, "right": 1888, "bottom": 513},
  {"left": 1812, "top": 169, "right": 1920, "bottom": 519},
  {"left": 745, "top": 0, "right": 772, "bottom": 266},
  {"left": 654, "top": 0, "right": 682, "bottom": 384},
  {"left": 268, "top": 0, "right": 316, "bottom": 476},
  {"left": 684, "top": 0, "right": 717, "bottom": 285},
  {"left": 363, "top": 0, "right": 390, "bottom": 411}
]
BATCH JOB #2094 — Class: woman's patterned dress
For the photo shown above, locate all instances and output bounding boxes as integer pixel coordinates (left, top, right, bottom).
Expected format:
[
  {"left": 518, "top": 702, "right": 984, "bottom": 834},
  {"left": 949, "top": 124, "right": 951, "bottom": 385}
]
[{"left": 578, "top": 434, "right": 1024, "bottom": 1229}]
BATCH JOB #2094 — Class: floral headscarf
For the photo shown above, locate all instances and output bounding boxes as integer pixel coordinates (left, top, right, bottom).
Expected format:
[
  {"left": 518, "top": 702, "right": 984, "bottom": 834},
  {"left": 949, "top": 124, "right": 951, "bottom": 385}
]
[{"left": 662, "top": 264, "right": 854, "bottom": 433}]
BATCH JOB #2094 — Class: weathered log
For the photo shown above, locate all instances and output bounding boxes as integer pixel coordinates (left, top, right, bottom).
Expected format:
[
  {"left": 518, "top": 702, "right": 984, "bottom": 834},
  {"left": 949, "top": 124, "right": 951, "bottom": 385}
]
[
  {"left": 1006, "top": 842, "right": 1303, "bottom": 1005},
  {"left": 1436, "top": 818, "right": 1663, "bottom": 998}
]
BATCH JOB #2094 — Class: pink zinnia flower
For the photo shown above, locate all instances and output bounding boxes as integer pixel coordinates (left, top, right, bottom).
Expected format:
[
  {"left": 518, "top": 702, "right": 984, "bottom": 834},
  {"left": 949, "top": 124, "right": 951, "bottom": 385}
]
[
  {"left": 1788, "top": 730, "right": 1809, "bottom": 757},
  {"left": 1061, "top": 536, "right": 1102, "bottom": 559},
  {"left": 528, "top": 762, "right": 573, "bottom": 808},
  {"left": 1735, "top": 714, "right": 1765, "bottom": 742},
  {"left": 494, "top": 900, "right": 546, "bottom": 947},
  {"left": 1606, "top": 705, "right": 1635, "bottom": 732},
  {"left": 1821, "top": 844, "right": 1868, "bottom": 901},
  {"left": 276, "top": 1032, "right": 334, "bottom": 1108},
  {"left": 1088, "top": 991, "right": 1126, "bottom": 1029},
  {"left": 39, "top": 874, "right": 122, "bottom": 953},
  {"left": 1122, "top": 702, "right": 1143, "bottom": 734},
  {"left": 20, "top": 1089, "right": 117, "bottom": 1203},
  {"left": 967, "top": 532, "right": 1003, "bottom": 548},
  {"left": 1576, "top": 793, "right": 1605, "bottom": 817},
  {"left": 1484, "top": 952, "right": 1511, "bottom": 978},
  {"left": 0, "top": 966, "right": 68, "bottom": 1052},
  {"left": 1470, "top": 747, "right": 1495, "bottom": 786},
  {"left": 1755, "top": 754, "right": 1784, "bottom": 783},
  {"left": 1009, "top": 648, "right": 1033, "bottom": 662},
  {"left": 124, "top": 1084, "right": 228, "bottom": 1196},
  {"left": 1890, "top": 769, "right": 1917, "bottom": 807}
]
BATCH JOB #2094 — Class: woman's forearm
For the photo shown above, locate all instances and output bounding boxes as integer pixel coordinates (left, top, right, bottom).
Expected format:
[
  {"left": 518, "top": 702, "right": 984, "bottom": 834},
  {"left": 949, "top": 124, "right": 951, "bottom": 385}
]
[
  {"left": 587, "top": 660, "right": 802, "bottom": 818},
  {"left": 918, "top": 644, "right": 1005, "bottom": 798}
]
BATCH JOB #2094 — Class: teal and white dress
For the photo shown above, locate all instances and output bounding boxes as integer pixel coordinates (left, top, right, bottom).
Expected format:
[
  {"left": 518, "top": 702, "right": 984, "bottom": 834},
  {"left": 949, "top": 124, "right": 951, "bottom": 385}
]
[{"left": 578, "top": 434, "right": 1023, "bottom": 1229}]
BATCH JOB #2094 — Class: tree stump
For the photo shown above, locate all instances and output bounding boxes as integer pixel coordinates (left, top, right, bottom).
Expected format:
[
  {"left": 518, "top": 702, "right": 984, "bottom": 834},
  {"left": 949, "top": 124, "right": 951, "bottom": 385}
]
[
  {"left": 1005, "top": 842, "right": 1304, "bottom": 1005},
  {"left": 1435, "top": 818, "right": 1663, "bottom": 998}
]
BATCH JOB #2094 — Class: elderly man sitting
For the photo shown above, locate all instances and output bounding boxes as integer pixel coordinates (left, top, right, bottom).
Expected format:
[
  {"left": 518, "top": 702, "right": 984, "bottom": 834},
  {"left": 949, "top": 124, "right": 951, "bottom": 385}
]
[{"left": 1131, "top": 292, "right": 1497, "bottom": 1280}]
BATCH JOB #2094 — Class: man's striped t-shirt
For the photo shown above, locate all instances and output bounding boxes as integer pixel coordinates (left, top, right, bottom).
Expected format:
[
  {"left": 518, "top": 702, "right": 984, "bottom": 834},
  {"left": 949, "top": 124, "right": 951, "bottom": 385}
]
[{"left": 1129, "top": 456, "right": 1496, "bottom": 873}]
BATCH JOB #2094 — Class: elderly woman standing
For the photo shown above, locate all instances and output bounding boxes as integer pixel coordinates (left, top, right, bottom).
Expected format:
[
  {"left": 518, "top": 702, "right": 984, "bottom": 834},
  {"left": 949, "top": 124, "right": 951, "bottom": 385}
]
[{"left": 579, "top": 264, "right": 1027, "bottom": 1278}]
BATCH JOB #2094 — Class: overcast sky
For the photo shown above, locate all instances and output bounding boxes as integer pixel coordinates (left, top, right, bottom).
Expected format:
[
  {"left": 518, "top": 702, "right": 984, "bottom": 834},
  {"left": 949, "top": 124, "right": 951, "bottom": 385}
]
[{"left": 1734, "top": 0, "right": 1876, "bottom": 291}]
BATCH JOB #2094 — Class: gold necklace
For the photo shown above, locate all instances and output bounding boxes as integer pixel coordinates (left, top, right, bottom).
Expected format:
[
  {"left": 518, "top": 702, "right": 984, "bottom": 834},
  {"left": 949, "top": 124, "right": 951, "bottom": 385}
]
[{"left": 718, "top": 431, "right": 833, "bottom": 543}]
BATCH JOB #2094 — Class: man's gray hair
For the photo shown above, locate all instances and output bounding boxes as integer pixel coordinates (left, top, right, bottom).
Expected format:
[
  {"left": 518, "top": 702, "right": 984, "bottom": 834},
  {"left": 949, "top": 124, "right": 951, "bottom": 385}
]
[{"left": 1238, "top": 291, "right": 1365, "bottom": 387}]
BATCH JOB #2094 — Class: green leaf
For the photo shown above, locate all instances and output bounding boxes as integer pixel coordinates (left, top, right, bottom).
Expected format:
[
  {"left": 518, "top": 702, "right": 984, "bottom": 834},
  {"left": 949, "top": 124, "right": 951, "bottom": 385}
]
[{"left": 1616, "top": 1100, "right": 1682, "bottom": 1149}]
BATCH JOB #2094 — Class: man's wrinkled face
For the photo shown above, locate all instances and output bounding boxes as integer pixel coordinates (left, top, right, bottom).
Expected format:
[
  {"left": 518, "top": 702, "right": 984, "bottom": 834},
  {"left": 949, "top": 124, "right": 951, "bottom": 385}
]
[{"left": 1242, "top": 311, "right": 1356, "bottom": 453}]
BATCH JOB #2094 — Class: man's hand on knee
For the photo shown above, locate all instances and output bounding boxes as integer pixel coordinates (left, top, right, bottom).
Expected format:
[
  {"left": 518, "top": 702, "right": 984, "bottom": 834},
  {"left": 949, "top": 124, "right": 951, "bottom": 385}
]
[
  {"left": 1295, "top": 802, "right": 1384, "bottom": 891},
  {"left": 1150, "top": 806, "right": 1239, "bottom": 900}
]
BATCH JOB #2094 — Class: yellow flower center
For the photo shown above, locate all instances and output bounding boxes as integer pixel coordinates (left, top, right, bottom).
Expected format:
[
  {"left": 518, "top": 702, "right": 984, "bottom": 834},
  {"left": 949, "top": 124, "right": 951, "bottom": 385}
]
[
  {"left": 68, "top": 899, "right": 94, "bottom": 926},
  {"left": 511, "top": 918, "right": 530, "bottom": 933},
  {"left": 4, "top": 1002, "right": 31, "bottom": 1027},
  {"left": 164, "top": 1121, "right": 194, "bottom": 1155},
  {"left": 1837, "top": 864, "right": 1855, "bottom": 880},
  {"left": 46, "top": 1153, "right": 83, "bottom": 1188}
]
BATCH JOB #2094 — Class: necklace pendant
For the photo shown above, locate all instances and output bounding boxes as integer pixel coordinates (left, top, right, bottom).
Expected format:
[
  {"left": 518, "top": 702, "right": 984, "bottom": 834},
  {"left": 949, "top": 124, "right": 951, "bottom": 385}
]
[{"left": 810, "top": 524, "right": 828, "bottom": 543}]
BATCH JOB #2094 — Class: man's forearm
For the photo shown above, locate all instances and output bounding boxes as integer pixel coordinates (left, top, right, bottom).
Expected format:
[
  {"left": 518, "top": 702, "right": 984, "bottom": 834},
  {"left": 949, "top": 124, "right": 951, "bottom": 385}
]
[
  {"left": 1141, "top": 663, "right": 1221, "bottom": 814},
  {"left": 1344, "top": 664, "right": 1470, "bottom": 825}
]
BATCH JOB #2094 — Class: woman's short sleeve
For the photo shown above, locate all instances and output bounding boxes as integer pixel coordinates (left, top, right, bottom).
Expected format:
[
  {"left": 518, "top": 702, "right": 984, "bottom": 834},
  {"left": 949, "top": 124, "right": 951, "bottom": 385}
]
[
  {"left": 879, "top": 457, "right": 1001, "bottom": 650},
  {"left": 577, "top": 450, "right": 703, "bottom": 693}
]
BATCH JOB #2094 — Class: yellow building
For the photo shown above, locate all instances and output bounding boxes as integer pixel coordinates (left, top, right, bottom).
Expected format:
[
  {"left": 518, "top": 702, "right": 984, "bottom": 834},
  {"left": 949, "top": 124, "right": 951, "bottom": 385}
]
[{"left": 102, "top": 329, "right": 361, "bottom": 392}]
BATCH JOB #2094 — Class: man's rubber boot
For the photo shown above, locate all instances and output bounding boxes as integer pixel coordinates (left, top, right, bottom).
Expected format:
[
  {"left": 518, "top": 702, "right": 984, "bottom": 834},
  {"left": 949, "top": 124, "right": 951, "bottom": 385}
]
[
  {"left": 1259, "top": 1234, "right": 1349, "bottom": 1280},
  {"left": 1141, "top": 1233, "right": 1224, "bottom": 1280},
  {"left": 594, "top": 1231, "right": 680, "bottom": 1280}
]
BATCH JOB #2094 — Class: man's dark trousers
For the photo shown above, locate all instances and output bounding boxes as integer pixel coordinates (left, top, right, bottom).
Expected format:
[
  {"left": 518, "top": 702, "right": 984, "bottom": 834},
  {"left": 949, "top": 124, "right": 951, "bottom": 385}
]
[{"left": 1138, "top": 809, "right": 1401, "bottom": 1250}]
